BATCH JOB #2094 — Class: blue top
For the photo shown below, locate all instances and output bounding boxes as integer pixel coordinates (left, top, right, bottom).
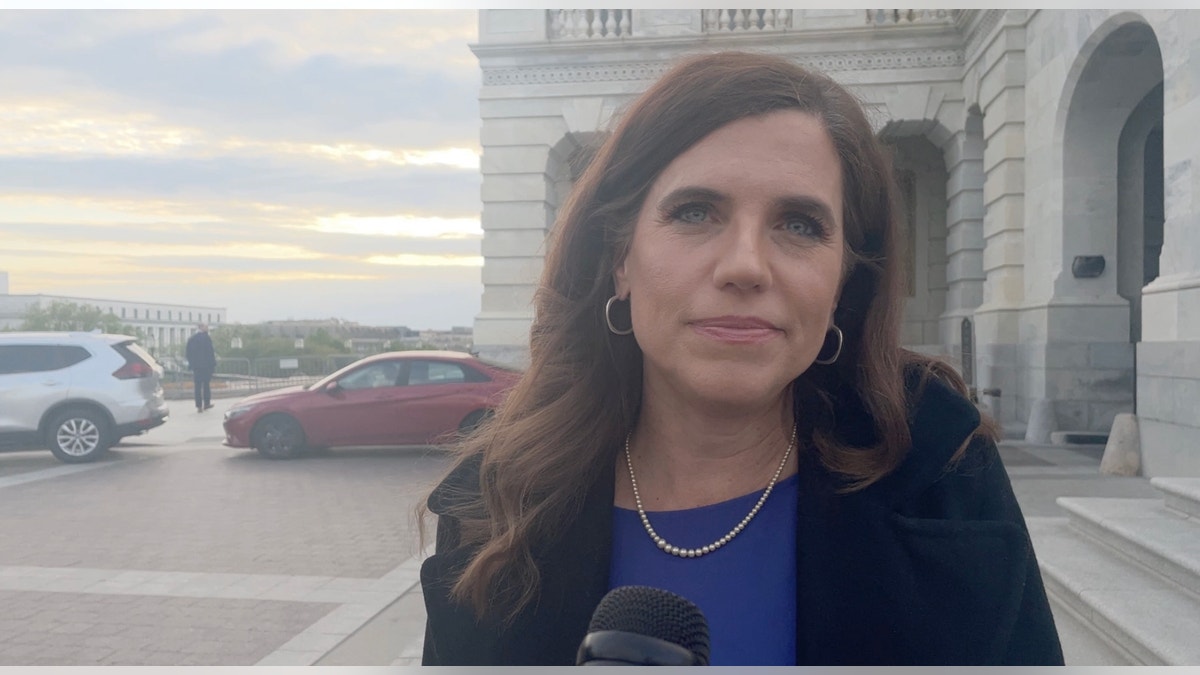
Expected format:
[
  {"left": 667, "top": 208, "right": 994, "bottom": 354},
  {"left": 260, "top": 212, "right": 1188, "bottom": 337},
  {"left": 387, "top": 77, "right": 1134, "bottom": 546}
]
[{"left": 608, "top": 473, "right": 799, "bottom": 666}]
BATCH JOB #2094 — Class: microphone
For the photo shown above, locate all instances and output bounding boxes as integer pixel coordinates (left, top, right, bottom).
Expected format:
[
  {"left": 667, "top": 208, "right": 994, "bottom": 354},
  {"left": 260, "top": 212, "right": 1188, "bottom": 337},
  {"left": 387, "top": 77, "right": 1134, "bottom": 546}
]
[{"left": 576, "top": 585, "right": 710, "bottom": 666}]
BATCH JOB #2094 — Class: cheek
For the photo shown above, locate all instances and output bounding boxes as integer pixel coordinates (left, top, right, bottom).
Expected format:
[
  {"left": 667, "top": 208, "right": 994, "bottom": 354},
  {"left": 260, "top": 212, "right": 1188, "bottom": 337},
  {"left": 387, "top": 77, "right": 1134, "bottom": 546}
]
[
  {"left": 789, "top": 257, "right": 844, "bottom": 314},
  {"left": 627, "top": 258, "right": 693, "bottom": 327}
]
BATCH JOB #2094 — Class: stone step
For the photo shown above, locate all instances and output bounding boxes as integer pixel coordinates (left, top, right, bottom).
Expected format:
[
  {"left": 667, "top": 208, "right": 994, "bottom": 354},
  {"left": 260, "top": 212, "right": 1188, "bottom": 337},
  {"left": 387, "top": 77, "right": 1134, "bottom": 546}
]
[
  {"left": 1056, "top": 496, "right": 1200, "bottom": 599},
  {"left": 1027, "top": 517, "right": 1200, "bottom": 665},
  {"left": 1152, "top": 477, "right": 1200, "bottom": 519}
]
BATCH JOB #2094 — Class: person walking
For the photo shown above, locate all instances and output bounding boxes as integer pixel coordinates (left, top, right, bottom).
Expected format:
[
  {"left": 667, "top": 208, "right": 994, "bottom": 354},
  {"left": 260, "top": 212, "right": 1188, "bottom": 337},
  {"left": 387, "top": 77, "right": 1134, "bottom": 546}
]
[{"left": 186, "top": 323, "right": 217, "bottom": 413}]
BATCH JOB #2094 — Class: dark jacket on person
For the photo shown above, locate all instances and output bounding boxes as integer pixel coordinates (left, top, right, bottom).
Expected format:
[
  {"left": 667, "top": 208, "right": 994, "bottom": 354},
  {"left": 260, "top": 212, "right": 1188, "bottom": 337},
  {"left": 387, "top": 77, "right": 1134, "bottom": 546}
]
[
  {"left": 420, "top": 374, "right": 1065, "bottom": 666},
  {"left": 186, "top": 331, "right": 216, "bottom": 373}
]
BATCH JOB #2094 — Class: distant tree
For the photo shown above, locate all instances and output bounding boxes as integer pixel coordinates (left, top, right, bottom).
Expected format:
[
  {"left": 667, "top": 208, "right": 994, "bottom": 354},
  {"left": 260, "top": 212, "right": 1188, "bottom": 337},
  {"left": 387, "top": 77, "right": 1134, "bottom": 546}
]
[
  {"left": 304, "top": 328, "right": 347, "bottom": 355},
  {"left": 20, "top": 301, "right": 136, "bottom": 334},
  {"left": 209, "top": 325, "right": 354, "bottom": 360}
]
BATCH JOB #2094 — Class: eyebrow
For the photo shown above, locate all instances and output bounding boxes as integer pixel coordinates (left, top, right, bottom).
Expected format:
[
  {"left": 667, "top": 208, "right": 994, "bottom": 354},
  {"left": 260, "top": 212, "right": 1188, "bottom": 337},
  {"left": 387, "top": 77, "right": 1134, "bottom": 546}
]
[{"left": 657, "top": 186, "right": 839, "bottom": 227}]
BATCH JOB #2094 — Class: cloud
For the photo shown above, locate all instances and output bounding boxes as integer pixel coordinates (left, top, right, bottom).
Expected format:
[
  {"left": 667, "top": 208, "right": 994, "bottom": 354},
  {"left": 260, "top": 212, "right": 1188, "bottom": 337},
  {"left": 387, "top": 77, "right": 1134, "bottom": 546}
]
[
  {"left": 307, "top": 214, "right": 482, "bottom": 239},
  {"left": 0, "top": 10, "right": 481, "bottom": 148},
  {"left": 0, "top": 156, "right": 481, "bottom": 215},
  {"left": 0, "top": 214, "right": 483, "bottom": 263},
  {"left": 0, "top": 102, "right": 481, "bottom": 170},
  {"left": 0, "top": 10, "right": 493, "bottom": 329}
]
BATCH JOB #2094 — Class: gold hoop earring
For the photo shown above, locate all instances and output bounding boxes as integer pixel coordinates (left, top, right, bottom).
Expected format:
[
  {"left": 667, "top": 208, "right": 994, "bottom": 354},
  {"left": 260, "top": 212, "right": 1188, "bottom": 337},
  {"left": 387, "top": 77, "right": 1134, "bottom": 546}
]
[
  {"left": 813, "top": 325, "right": 843, "bottom": 365},
  {"left": 605, "top": 295, "right": 633, "bottom": 336}
]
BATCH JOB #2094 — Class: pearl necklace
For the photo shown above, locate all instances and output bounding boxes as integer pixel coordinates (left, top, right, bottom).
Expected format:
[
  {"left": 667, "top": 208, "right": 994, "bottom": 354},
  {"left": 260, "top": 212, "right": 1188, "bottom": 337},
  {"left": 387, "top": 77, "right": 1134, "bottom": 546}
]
[{"left": 623, "top": 424, "right": 797, "bottom": 558}]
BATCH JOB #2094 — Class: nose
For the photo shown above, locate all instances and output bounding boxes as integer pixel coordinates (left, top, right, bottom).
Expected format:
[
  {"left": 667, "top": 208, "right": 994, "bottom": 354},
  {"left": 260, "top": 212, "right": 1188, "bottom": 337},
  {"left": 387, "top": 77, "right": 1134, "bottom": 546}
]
[{"left": 712, "top": 217, "right": 771, "bottom": 291}]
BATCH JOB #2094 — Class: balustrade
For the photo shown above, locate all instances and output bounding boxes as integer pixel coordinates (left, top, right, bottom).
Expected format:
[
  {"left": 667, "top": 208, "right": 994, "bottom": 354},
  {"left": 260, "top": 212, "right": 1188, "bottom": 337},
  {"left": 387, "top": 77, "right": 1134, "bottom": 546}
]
[
  {"left": 704, "top": 9, "right": 792, "bottom": 33},
  {"left": 544, "top": 9, "right": 954, "bottom": 42},
  {"left": 549, "top": 9, "right": 632, "bottom": 39}
]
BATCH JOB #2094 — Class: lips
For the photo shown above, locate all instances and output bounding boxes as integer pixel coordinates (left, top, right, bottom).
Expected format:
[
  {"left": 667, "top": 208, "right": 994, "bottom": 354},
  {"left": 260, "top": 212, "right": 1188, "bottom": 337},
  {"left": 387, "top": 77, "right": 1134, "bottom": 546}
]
[
  {"left": 690, "top": 316, "right": 782, "bottom": 344},
  {"left": 691, "top": 316, "right": 781, "bottom": 330}
]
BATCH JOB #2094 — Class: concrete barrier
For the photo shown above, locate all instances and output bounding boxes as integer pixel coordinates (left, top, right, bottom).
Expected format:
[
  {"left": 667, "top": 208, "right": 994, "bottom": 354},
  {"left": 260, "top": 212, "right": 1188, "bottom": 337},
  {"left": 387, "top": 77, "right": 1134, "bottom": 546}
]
[{"left": 1100, "top": 413, "right": 1141, "bottom": 476}]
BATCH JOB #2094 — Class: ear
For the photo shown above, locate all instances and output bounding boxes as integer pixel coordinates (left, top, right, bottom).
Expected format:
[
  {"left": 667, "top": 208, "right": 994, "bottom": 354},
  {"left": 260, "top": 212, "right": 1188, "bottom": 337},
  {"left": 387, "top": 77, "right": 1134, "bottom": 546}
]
[{"left": 612, "top": 254, "right": 630, "bottom": 299}]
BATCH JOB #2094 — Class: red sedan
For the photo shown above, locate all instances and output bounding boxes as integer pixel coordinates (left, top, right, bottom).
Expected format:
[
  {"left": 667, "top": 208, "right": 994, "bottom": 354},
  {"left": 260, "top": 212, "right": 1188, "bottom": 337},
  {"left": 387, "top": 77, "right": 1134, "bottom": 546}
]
[{"left": 222, "top": 351, "right": 521, "bottom": 459}]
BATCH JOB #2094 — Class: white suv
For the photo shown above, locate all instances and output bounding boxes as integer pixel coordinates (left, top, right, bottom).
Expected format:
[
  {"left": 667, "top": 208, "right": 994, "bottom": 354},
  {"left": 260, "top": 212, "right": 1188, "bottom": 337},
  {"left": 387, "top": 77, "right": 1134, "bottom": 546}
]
[{"left": 0, "top": 332, "right": 170, "bottom": 463}]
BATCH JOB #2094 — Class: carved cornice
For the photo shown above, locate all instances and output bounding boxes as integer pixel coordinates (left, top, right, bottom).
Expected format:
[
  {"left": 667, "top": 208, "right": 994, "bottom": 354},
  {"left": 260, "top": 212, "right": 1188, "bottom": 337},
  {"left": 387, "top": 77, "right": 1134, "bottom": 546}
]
[
  {"left": 801, "top": 48, "right": 963, "bottom": 73},
  {"left": 484, "top": 62, "right": 669, "bottom": 86},
  {"left": 483, "top": 48, "right": 964, "bottom": 86}
]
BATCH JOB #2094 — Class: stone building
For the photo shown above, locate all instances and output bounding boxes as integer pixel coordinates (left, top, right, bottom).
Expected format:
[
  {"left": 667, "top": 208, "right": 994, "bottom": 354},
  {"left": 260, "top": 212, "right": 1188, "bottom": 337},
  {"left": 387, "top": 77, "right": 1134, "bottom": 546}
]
[
  {"left": 468, "top": 9, "right": 1200, "bottom": 478},
  {"left": 0, "top": 271, "right": 226, "bottom": 355}
]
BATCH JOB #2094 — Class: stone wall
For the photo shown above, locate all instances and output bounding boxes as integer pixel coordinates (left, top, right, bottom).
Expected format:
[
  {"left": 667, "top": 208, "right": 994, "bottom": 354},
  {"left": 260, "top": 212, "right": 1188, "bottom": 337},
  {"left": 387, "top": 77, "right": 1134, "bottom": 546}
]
[
  {"left": 1022, "top": 9, "right": 1198, "bottom": 472},
  {"left": 469, "top": 10, "right": 1200, "bottom": 475}
]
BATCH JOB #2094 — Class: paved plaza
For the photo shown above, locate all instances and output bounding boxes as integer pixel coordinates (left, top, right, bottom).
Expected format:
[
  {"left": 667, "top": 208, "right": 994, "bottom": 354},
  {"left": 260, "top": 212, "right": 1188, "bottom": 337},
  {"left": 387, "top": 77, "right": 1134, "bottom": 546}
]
[
  {"left": 0, "top": 395, "right": 1161, "bottom": 665},
  {"left": 0, "top": 398, "right": 445, "bottom": 666}
]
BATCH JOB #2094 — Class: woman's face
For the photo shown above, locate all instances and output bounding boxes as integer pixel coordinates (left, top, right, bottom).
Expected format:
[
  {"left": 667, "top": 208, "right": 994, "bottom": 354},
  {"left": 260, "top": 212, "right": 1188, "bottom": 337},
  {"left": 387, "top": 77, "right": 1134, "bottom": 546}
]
[{"left": 614, "top": 110, "right": 846, "bottom": 412}]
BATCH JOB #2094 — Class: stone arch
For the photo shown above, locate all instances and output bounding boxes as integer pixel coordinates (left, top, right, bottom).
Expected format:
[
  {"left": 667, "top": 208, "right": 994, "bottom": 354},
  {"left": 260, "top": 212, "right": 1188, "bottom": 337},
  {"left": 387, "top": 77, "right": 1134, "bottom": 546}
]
[
  {"left": 877, "top": 114, "right": 983, "bottom": 372},
  {"left": 879, "top": 124, "right": 949, "bottom": 353},
  {"left": 1055, "top": 12, "right": 1156, "bottom": 143},
  {"left": 1050, "top": 15, "right": 1162, "bottom": 428},
  {"left": 1058, "top": 17, "right": 1162, "bottom": 300}
]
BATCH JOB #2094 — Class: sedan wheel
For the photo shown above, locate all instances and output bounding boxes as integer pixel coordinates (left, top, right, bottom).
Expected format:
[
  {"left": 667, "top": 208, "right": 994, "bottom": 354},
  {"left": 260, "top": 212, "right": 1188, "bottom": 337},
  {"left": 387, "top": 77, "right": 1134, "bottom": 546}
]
[
  {"left": 47, "top": 409, "right": 111, "bottom": 463},
  {"left": 252, "top": 414, "right": 306, "bottom": 460}
]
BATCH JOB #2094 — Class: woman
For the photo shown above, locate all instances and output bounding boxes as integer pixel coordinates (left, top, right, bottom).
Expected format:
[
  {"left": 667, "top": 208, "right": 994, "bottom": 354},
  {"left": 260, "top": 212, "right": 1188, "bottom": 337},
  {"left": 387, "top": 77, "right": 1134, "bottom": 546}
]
[{"left": 419, "top": 51, "right": 1063, "bottom": 665}]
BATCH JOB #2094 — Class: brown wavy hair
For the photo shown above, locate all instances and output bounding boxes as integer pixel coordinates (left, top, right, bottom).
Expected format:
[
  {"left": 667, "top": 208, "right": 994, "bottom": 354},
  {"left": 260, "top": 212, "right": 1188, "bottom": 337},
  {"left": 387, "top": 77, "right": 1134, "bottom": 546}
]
[{"left": 422, "top": 50, "right": 995, "bottom": 623}]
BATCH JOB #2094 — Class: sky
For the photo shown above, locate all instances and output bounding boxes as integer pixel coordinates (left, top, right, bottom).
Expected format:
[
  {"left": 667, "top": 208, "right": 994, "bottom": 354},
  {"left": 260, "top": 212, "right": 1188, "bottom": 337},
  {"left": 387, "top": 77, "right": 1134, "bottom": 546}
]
[{"left": 0, "top": 9, "right": 486, "bottom": 330}]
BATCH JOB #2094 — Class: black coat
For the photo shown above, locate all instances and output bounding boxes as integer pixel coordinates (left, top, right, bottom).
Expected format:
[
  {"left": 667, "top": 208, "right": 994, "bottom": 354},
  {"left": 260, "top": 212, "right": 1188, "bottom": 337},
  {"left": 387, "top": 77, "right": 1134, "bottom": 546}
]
[
  {"left": 186, "top": 331, "right": 216, "bottom": 372},
  {"left": 420, "top": 376, "right": 1064, "bottom": 665}
]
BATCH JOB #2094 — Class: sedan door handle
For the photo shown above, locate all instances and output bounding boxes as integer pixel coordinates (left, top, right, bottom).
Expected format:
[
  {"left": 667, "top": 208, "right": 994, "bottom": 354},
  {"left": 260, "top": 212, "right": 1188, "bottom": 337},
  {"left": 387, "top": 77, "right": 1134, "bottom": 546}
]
[{"left": 42, "top": 381, "right": 62, "bottom": 386}]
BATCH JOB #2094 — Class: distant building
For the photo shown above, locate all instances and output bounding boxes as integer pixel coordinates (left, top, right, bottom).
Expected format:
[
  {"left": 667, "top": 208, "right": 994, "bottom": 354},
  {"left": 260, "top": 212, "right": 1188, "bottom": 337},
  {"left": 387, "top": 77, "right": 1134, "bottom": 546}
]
[
  {"left": 417, "top": 327, "right": 474, "bottom": 352},
  {"left": 0, "top": 272, "right": 226, "bottom": 354}
]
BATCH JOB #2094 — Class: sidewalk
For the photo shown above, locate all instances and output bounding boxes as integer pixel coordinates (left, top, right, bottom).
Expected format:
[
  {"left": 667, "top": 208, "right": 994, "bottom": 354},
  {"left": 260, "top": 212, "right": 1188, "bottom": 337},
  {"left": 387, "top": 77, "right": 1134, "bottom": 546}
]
[{"left": 320, "top": 437, "right": 1159, "bottom": 666}]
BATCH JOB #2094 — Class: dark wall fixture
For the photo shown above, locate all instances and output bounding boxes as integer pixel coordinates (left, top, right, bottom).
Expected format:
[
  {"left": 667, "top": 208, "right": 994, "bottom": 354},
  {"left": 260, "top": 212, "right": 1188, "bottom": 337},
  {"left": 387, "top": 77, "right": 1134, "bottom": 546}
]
[{"left": 1072, "top": 255, "right": 1106, "bottom": 278}]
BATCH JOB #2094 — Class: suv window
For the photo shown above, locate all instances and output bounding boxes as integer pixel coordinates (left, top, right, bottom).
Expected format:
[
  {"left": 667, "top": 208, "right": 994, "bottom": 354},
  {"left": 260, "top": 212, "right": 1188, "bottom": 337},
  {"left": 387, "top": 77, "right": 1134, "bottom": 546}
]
[
  {"left": 57, "top": 345, "right": 91, "bottom": 369},
  {"left": 0, "top": 344, "right": 91, "bottom": 375},
  {"left": 116, "top": 341, "right": 160, "bottom": 369}
]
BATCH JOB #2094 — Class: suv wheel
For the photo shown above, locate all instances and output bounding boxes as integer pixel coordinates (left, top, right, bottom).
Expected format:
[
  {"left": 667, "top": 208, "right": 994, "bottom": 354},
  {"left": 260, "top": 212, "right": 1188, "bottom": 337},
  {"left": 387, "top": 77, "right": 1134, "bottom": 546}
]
[
  {"left": 252, "top": 414, "right": 306, "bottom": 459},
  {"left": 47, "top": 408, "right": 111, "bottom": 463}
]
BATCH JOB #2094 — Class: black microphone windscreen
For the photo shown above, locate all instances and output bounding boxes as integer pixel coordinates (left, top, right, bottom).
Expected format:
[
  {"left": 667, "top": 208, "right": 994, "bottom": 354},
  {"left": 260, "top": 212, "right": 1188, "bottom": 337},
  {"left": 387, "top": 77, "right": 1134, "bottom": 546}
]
[{"left": 587, "top": 585, "right": 710, "bottom": 665}]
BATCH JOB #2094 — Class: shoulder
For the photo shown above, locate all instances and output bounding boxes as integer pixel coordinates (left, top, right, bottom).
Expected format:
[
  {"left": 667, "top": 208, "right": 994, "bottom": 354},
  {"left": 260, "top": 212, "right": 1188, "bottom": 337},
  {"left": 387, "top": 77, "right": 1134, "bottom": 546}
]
[
  {"left": 421, "top": 453, "right": 486, "bottom": 600},
  {"left": 869, "top": 365, "right": 993, "bottom": 508},
  {"left": 428, "top": 452, "right": 484, "bottom": 516},
  {"left": 899, "top": 373, "right": 1018, "bottom": 522},
  {"left": 905, "top": 367, "right": 981, "bottom": 461}
]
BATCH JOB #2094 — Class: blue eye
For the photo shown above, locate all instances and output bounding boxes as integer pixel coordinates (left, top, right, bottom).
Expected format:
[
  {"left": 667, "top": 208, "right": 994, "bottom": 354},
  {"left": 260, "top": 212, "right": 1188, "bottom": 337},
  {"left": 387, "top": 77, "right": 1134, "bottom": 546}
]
[
  {"left": 672, "top": 204, "right": 709, "bottom": 223},
  {"left": 783, "top": 215, "right": 823, "bottom": 238}
]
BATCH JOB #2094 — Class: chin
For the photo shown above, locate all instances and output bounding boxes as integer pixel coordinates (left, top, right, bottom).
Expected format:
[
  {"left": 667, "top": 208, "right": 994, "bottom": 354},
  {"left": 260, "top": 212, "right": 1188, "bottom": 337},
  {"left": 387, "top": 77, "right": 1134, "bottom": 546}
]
[{"left": 679, "top": 368, "right": 795, "bottom": 412}]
